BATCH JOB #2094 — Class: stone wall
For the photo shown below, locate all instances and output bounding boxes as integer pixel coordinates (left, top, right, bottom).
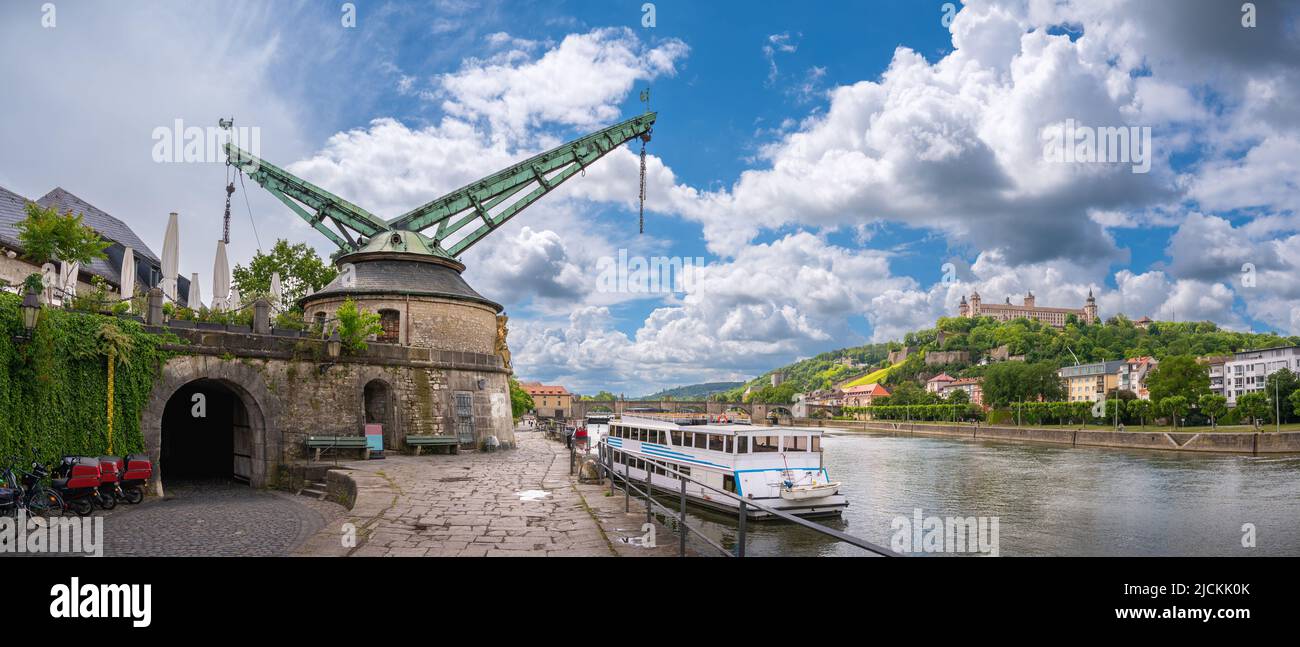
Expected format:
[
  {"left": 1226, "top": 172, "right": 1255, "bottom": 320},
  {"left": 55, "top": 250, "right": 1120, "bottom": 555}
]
[
  {"left": 925, "top": 350, "right": 971, "bottom": 366},
  {"left": 304, "top": 294, "right": 498, "bottom": 354},
  {"left": 140, "top": 324, "right": 515, "bottom": 490},
  {"left": 791, "top": 418, "right": 1300, "bottom": 454}
]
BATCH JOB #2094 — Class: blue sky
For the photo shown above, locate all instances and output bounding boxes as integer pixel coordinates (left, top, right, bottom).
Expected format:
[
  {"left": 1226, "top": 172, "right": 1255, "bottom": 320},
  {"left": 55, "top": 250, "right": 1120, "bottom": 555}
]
[{"left": 2, "top": 0, "right": 1298, "bottom": 394}]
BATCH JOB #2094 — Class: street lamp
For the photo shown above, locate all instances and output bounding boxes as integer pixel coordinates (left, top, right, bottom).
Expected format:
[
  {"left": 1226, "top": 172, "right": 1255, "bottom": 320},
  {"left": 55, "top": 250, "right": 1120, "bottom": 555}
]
[
  {"left": 326, "top": 328, "right": 342, "bottom": 361},
  {"left": 21, "top": 288, "right": 41, "bottom": 334}
]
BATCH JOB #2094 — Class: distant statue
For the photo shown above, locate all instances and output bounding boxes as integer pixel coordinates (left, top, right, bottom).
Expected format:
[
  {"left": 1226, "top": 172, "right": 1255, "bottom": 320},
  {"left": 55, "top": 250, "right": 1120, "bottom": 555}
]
[{"left": 495, "top": 314, "right": 512, "bottom": 371}]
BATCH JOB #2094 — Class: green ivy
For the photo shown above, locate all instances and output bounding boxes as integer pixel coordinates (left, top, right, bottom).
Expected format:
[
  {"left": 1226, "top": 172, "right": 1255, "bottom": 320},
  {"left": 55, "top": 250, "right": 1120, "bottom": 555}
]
[{"left": 0, "top": 292, "right": 174, "bottom": 463}]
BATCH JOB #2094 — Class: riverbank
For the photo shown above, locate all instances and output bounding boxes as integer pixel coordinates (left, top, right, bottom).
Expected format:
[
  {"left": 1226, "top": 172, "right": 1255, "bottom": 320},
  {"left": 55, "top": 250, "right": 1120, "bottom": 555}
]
[{"left": 792, "top": 418, "right": 1300, "bottom": 454}]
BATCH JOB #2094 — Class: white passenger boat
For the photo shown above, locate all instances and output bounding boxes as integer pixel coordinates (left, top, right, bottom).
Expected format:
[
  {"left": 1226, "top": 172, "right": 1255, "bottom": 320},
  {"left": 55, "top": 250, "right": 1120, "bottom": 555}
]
[{"left": 598, "top": 415, "right": 848, "bottom": 519}]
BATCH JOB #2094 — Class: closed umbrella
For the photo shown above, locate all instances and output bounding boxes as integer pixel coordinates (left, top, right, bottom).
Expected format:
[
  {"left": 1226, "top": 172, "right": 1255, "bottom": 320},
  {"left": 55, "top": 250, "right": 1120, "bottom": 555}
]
[
  {"left": 160, "top": 212, "right": 179, "bottom": 302},
  {"left": 228, "top": 285, "right": 242, "bottom": 311},
  {"left": 269, "top": 271, "right": 283, "bottom": 311},
  {"left": 212, "top": 239, "right": 229, "bottom": 311},
  {"left": 119, "top": 247, "right": 135, "bottom": 311},
  {"left": 189, "top": 272, "right": 201, "bottom": 310},
  {"left": 61, "top": 260, "right": 80, "bottom": 299}
]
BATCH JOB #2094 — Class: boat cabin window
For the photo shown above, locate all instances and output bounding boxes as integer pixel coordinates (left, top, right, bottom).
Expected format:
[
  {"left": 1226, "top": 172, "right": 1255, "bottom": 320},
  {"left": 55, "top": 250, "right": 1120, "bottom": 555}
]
[
  {"left": 754, "top": 436, "right": 780, "bottom": 452},
  {"left": 670, "top": 430, "right": 683, "bottom": 446},
  {"left": 735, "top": 436, "right": 749, "bottom": 453},
  {"left": 723, "top": 474, "right": 736, "bottom": 493},
  {"left": 811, "top": 436, "right": 821, "bottom": 452},
  {"left": 786, "top": 435, "right": 811, "bottom": 451},
  {"left": 694, "top": 433, "right": 707, "bottom": 450},
  {"left": 708, "top": 434, "right": 725, "bottom": 452}
]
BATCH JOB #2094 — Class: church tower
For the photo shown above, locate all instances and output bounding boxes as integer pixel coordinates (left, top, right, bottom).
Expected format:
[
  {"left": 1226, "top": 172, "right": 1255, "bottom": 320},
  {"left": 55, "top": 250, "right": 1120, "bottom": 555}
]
[
  {"left": 969, "top": 290, "right": 981, "bottom": 316},
  {"left": 1084, "top": 289, "right": 1098, "bottom": 322},
  {"left": 958, "top": 295, "right": 969, "bottom": 317},
  {"left": 1024, "top": 291, "right": 1035, "bottom": 308}
]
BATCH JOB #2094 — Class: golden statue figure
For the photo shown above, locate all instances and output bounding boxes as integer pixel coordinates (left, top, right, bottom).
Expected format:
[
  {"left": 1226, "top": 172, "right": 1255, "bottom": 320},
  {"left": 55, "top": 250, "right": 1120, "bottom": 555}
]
[{"left": 495, "top": 314, "right": 512, "bottom": 371}]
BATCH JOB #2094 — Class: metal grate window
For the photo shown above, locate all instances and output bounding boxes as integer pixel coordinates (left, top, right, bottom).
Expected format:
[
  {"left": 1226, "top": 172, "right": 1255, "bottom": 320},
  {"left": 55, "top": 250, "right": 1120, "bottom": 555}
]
[{"left": 454, "top": 391, "right": 474, "bottom": 443}]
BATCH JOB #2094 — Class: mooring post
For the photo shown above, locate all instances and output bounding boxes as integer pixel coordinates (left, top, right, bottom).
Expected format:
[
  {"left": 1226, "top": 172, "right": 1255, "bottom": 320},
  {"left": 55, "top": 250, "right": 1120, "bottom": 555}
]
[
  {"left": 679, "top": 476, "right": 687, "bottom": 557},
  {"left": 737, "top": 501, "right": 747, "bottom": 558},
  {"left": 645, "top": 470, "right": 653, "bottom": 525},
  {"left": 569, "top": 443, "right": 574, "bottom": 476}
]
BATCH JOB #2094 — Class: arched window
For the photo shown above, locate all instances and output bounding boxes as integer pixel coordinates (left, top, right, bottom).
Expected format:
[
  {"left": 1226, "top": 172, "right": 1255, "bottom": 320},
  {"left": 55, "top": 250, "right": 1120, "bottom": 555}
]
[{"left": 377, "top": 309, "right": 400, "bottom": 343}]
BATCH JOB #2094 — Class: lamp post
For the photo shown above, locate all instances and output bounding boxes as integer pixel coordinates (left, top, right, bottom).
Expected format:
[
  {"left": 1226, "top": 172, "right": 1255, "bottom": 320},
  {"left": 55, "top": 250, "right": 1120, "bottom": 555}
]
[
  {"left": 21, "top": 288, "right": 41, "bottom": 335},
  {"left": 319, "top": 327, "right": 342, "bottom": 374}
]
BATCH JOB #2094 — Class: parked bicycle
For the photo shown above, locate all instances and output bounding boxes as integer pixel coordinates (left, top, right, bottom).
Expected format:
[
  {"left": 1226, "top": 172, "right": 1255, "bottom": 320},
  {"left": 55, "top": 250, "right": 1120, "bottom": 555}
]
[{"left": 1, "top": 456, "right": 66, "bottom": 518}]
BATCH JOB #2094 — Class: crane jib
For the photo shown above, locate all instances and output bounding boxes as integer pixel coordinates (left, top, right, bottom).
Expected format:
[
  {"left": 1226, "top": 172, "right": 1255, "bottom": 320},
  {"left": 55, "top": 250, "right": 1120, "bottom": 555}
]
[{"left": 222, "top": 112, "right": 656, "bottom": 260}]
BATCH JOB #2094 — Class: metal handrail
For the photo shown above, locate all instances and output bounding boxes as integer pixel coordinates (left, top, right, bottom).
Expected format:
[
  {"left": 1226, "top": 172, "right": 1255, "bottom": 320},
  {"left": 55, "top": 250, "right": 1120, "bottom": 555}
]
[
  {"left": 595, "top": 445, "right": 733, "bottom": 557},
  {"left": 588, "top": 440, "right": 894, "bottom": 557}
]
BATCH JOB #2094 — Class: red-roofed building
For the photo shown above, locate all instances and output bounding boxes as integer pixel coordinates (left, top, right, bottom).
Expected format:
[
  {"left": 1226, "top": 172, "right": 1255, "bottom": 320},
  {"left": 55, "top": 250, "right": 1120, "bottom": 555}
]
[
  {"left": 939, "top": 377, "right": 984, "bottom": 407},
  {"left": 926, "top": 373, "right": 956, "bottom": 394},
  {"left": 843, "top": 383, "right": 890, "bottom": 407},
  {"left": 521, "top": 383, "right": 572, "bottom": 418}
]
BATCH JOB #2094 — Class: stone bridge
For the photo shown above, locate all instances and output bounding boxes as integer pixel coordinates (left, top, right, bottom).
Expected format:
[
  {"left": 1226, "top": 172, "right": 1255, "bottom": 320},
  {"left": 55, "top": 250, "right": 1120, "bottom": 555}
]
[{"left": 570, "top": 399, "right": 793, "bottom": 421}]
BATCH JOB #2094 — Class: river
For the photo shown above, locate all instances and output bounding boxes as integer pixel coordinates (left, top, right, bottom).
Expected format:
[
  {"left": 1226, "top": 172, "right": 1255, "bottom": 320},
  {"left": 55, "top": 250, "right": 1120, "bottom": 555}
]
[{"left": 669, "top": 428, "right": 1300, "bottom": 557}]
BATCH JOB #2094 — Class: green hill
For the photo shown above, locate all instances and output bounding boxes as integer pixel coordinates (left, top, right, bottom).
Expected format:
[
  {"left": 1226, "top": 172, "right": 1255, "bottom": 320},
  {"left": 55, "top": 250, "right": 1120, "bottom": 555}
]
[
  {"left": 636, "top": 382, "right": 744, "bottom": 400},
  {"left": 722, "top": 315, "right": 1299, "bottom": 403}
]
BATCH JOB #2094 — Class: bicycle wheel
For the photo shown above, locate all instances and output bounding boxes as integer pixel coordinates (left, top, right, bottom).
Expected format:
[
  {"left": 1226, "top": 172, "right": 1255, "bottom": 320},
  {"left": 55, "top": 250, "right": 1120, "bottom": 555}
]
[{"left": 27, "top": 488, "right": 65, "bottom": 517}]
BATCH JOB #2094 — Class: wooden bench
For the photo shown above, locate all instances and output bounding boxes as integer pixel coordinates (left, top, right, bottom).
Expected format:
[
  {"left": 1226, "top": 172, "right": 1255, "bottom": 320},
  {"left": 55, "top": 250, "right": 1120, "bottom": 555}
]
[
  {"left": 406, "top": 435, "right": 461, "bottom": 456},
  {"left": 305, "top": 436, "right": 371, "bottom": 461}
]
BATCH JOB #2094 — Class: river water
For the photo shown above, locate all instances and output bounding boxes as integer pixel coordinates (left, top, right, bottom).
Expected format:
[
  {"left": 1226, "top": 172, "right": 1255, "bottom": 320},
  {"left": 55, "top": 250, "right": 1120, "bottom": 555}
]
[{"left": 669, "top": 428, "right": 1300, "bottom": 557}]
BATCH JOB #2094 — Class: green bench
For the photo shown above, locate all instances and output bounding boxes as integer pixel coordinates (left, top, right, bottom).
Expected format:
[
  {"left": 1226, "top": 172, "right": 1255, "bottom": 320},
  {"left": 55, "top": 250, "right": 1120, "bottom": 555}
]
[
  {"left": 305, "top": 435, "right": 371, "bottom": 461},
  {"left": 406, "top": 435, "right": 461, "bottom": 456}
]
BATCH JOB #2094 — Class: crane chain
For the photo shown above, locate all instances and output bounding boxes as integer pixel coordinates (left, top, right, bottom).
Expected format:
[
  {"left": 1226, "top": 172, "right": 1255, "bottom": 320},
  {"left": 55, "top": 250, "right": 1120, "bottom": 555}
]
[{"left": 638, "top": 137, "right": 647, "bottom": 234}]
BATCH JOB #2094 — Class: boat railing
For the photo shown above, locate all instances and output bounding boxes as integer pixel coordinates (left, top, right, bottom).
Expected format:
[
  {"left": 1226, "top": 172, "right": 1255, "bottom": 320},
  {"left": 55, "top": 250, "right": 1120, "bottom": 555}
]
[{"left": 588, "top": 441, "right": 894, "bottom": 558}]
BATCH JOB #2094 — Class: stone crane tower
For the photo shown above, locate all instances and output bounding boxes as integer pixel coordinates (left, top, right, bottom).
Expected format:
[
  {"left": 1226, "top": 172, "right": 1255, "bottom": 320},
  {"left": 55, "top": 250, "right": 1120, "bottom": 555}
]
[{"left": 223, "top": 113, "right": 657, "bottom": 448}]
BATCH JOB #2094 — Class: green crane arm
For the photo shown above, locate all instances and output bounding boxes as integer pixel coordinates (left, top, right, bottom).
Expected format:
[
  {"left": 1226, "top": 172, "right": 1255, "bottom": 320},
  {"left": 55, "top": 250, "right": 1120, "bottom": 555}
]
[
  {"left": 223, "top": 111, "right": 654, "bottom": 260},
  {"left": 223, "top": 142, "right": 391, "bottom": 251},
  {"left": 387, "top": 112, "right": 655, "bottom": 257}
]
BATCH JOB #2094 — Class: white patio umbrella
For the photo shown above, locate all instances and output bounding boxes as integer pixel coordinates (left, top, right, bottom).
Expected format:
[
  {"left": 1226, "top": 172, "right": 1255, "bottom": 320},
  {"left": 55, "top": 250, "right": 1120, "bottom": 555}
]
[
  {"left": 60, "top": 260, "right": 80, "bottom": 299},
  {"left": 212, "top": 239, "right": 230, "bottom": 311},
  {"left": 160, "top": 212, "right": 179, "bottom": 302},
  {"left": 227, "top": 285, "right": 242, "bottom": 311},
  {"left": 269, "top": 271, "right": 283, "bottom": 311},
  {"left": 119, "top": 247, "right": 135, "bottom": 311},
  {"left": 189, "top": 272, "right": 201, "bottom": 310}
]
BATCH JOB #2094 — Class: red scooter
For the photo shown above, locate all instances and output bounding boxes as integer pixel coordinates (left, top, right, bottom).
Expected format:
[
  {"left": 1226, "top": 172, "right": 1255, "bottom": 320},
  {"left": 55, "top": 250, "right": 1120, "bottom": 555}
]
[{"left": 49, "top": 456, "right": 101, "bottom": 517}]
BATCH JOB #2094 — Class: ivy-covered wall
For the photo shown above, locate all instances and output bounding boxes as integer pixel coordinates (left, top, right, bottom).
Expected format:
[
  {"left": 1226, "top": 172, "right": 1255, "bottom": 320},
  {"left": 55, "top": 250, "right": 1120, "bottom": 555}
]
[{"left": 0, "top": 292, "right": 172, "bottom": 462}]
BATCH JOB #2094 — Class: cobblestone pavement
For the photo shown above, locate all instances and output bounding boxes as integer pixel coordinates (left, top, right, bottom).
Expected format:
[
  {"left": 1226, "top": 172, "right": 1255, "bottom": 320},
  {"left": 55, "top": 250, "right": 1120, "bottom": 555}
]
[
  {"left": 297, "top": 429, "right": 684, "bottom": 557},
  {"left": 98, "top": 481, "right": 345, "bottom": 557}
]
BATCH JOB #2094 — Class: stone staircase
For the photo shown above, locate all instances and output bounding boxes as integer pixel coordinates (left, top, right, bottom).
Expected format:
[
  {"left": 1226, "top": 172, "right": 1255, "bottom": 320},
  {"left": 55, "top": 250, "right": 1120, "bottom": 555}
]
[{"left": 298, "top": 478, "right": 329, "bottom": 500}]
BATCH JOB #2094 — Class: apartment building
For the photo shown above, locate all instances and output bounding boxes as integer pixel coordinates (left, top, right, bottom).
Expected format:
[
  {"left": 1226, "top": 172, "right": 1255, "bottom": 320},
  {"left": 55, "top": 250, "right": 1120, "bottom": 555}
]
[
  {"left": 1058, "top": 360, "right": 1125, "bottom": 403},
  {"left": 1223, "top": 346, "right": 1300, "bottom": 406}
]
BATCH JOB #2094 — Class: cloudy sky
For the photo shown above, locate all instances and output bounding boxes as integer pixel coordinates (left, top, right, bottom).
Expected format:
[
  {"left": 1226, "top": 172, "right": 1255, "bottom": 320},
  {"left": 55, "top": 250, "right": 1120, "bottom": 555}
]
[{"left": 2, "top": 0, "right": 1298, "bottom": 395}]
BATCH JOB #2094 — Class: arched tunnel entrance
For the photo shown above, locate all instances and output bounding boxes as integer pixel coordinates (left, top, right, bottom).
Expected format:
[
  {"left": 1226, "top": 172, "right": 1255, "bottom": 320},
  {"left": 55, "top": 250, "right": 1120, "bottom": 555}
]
[{"left": 161, "top": 379, "right": 255, "bottom": 483}]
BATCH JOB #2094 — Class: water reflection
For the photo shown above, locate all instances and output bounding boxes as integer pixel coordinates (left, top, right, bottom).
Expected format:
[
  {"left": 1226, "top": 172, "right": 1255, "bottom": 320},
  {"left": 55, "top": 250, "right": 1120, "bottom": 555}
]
[{"left": 660, "top": 429, "right": 1300, "bottom": 557}]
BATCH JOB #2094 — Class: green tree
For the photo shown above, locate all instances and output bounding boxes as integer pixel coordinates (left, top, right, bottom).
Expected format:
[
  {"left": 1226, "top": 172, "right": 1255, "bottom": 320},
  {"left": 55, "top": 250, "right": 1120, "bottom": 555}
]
[
  {"left": 1290, "top": 390, "right": 1300, "bottom": 423},
  {"left": 1128, "top": 399, "right": 1153, "bottom": 429},
  {"left": 945, "top": 388, "right": 969, "bottom": 404},
  {"left": 15, "top": 202, "right": 110, "bottom": 266},
  {"left": 1236, "top": 392, "right": 1271, "bottom": 430},
  {"left": 335, "top": 298, "right": 382, "bottom": 355},
  {"left": 1146, "top": 355, "right": 1210, "bottom": 403},
  {"left": 982, "top": 361, "right": 1065, "bottom": 407},
  {"left": 1158, "top": 396, "right": 1189, "bottom": 430},
  {"left": 1198, "top": 394, "right": 1227, "bottom": 429},
  {"left": 232, "top": 239, "right": 338, "bottom": 308},
  {"left": 1264, "top": 368, "right": 1299, "bottom": 423},
  {"left": 509, "top": 377, "right": 535, "bottom": 420}
]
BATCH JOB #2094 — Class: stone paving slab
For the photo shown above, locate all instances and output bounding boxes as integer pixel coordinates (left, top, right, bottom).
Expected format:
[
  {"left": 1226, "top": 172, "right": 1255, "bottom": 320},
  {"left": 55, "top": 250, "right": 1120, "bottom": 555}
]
[{"left": 296, "top": 429, "right": 685, "bottom": 557}]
